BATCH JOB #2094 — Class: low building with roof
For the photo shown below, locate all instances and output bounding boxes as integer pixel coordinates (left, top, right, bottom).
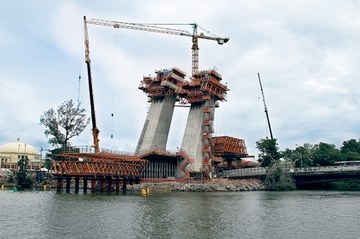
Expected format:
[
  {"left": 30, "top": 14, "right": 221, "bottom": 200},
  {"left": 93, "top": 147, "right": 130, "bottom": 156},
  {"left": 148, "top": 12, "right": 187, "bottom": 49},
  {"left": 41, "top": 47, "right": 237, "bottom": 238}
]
[{"left": 0, "top": 141, "right": 42, "bottom": 171}]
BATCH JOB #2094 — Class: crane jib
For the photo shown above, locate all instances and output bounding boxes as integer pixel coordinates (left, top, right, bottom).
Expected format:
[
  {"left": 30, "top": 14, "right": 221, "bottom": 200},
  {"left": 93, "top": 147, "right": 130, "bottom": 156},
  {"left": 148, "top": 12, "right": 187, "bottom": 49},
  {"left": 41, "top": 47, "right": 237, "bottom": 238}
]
[{"left": 85, "top": 18, "right": 229, "bottom": 43}]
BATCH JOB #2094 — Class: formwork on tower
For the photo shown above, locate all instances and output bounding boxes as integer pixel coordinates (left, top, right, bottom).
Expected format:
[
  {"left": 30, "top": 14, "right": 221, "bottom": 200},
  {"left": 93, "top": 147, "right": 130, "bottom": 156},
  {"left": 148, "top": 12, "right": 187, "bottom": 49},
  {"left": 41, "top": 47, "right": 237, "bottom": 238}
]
[
  {"left": 179, "top": 69, "right": 229, "bottom": 178},
  {"left": 212, "top": 136, "right": 257, "bottom": 171}
]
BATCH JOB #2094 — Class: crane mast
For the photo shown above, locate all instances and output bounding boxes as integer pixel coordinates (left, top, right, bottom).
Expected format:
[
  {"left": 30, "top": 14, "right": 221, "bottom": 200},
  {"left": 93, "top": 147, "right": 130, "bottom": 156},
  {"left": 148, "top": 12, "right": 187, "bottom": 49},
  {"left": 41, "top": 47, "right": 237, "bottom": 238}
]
[
  {"left": 258, "top": 73, "right": 274, "bottom": 140},
  {"left": 84, "top": 17, "right": 229, "bottom": 75},
  {"left": 191, "top": 24, "right": 199, "bottom": 74},
  {"left": 83, "top": 16, "right": 100, "bottom": 153}
]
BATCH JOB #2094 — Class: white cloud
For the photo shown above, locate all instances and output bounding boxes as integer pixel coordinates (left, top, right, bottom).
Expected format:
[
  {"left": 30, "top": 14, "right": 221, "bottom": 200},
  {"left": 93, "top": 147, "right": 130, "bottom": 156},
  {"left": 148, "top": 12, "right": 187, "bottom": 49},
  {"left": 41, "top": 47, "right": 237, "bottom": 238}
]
[{"left": 1, "top": 0, "right": 360, "bottom": 155}]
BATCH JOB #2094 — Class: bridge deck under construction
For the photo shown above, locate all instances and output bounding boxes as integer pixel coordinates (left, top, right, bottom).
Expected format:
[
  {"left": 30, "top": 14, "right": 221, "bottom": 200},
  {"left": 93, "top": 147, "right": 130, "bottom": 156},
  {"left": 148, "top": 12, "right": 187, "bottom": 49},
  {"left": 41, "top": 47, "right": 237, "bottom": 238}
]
[{"left": 50, "top": 147, "right": 148, "bottom": 192}]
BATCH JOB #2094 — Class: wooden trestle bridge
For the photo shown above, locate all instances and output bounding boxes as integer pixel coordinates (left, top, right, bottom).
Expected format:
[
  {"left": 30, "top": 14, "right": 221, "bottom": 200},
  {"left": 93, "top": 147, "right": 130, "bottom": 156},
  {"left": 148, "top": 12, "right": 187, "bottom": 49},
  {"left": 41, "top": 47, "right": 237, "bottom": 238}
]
[{"left": 51, "top": 146, "right": 148, "bottom": 193}]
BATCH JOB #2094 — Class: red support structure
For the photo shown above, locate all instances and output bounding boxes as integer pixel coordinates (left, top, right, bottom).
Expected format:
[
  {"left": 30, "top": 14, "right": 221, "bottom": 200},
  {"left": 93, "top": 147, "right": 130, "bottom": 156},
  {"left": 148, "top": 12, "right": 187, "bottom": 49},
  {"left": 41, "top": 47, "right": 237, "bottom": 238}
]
[
  {"left": 138, "top": 68, "right": 186, "bottom": 99},
  {"left": 176, "top": 151, "right": 195, "bottom": 181},
  {"left": 212, "top": 136, "right": 248, "bottom": 157}
]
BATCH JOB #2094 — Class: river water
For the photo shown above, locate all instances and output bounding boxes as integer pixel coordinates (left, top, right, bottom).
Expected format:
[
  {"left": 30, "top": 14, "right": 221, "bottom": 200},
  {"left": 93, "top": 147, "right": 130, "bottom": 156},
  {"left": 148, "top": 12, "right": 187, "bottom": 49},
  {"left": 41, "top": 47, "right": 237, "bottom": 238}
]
[{"left": 0, "top": 189, "right": 359, "bottom": 239}]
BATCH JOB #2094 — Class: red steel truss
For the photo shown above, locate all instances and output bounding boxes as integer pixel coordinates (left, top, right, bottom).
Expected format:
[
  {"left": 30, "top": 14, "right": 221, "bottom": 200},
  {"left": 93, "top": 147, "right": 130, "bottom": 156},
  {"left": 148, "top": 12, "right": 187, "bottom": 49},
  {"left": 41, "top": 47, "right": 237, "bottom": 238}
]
[
  {"left": 51, "top": 147, "right": 148, "bottom": 177},
  {"left": 212, "top": 136, "right": 248, "bottom": 157}
]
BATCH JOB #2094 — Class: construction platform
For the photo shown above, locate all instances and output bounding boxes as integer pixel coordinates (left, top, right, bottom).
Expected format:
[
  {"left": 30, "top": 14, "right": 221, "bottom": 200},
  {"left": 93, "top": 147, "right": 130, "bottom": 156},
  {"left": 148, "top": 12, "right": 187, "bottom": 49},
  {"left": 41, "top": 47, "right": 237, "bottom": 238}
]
[{"left": 50, "top": 146, "right": 148, "bottom": 192}]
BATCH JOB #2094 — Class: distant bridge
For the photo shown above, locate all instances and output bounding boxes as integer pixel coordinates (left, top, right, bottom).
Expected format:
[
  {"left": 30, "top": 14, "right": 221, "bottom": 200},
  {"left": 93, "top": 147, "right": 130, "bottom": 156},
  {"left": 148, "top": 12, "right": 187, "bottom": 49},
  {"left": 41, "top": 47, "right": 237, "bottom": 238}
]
[{"left": 219, "top": 166, "right": 360, "bottom": 185}]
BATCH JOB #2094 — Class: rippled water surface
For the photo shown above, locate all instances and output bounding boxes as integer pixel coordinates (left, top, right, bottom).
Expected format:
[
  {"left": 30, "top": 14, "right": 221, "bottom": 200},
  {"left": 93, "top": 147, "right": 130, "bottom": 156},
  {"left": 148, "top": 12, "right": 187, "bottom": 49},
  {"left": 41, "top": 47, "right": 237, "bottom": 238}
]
[{"left": 1, "top": 190, "right": 359, "bottom": 239}]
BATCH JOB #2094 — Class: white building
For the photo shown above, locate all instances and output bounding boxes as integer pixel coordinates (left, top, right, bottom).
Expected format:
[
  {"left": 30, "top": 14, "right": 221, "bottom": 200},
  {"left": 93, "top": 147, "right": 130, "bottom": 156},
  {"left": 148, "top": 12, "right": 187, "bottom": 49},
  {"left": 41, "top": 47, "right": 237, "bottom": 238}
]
[{"left": 0, "top": 142, "right": 42, "bottom": 171}]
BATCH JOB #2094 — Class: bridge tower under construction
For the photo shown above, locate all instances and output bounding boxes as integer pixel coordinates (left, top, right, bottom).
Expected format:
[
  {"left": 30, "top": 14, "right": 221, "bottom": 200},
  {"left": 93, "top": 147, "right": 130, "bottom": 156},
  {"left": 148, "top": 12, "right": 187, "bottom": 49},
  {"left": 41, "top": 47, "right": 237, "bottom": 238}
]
[
  {"left": 135, "top": 68, "right": 186, "bottom": 154},
  {"left": 179, "top": 70, "right": 228, "bottom": 177},
  {"left": 136, "top": 67, "right": 229, "bottom": 179}
]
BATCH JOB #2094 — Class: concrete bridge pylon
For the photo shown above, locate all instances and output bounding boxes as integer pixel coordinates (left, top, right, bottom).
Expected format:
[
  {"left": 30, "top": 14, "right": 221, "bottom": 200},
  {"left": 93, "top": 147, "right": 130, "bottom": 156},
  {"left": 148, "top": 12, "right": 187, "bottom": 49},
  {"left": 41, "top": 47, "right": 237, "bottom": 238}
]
[
  {"left": 136, "top": 68, "right": 187, "bottom": 154},
  {"left": 136, "top": 95, "right": 176, "bottom": 153}
]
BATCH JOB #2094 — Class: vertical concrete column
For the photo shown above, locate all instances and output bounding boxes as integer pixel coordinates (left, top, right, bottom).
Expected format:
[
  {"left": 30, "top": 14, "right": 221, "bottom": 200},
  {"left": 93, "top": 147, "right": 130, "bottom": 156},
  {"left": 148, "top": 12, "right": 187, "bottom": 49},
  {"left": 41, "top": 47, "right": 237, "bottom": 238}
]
[
  {"left": 83, "top": 177, "right": 88, "bottom": 193},
  {"left": 136, "top": 95, "right": 177, "bottom": 153},
  {"left": 74, "top": 177, "right": 80, "bottom": 193},
  {"left": 107, "top": 177, "right": 112, "bottom": 192},
  {"left": 122, "top": 177, "right": 127, "bottom": 192},
  {"left": 57, "top": 177, "right": 63, "bottom": 192},
  {"left": 91, "top": 178, "right": 97, "bottom": 192},
  {"left": 100, "top": 177, "right": 106, "bottom": 193},
  {"left": 66, "top": 177, "right": 71, "bottom": 193},
  {"left": 180, "top": 103, "right": 206, "bottom": 171},
  {"left": 115, "top": 178, "right": 120, "bottom": 192}
]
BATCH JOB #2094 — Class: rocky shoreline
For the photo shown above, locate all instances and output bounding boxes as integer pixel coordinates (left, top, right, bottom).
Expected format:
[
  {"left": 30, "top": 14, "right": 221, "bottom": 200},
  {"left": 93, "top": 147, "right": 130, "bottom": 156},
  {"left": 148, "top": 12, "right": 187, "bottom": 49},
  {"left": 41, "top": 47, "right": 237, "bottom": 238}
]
[
  {"left": 127, "top": 179, "right": 265, "bottom": 192},
  {"left": 2, "top": 179, "right": 265, "bottom": 192}
]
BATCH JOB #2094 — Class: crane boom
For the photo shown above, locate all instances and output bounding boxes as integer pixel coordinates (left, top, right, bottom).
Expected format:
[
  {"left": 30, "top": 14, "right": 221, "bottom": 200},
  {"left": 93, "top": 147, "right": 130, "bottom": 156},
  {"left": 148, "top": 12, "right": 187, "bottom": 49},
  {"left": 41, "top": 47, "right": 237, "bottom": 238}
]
[
  {"left": 85, "top": 17, "right": 229, "bottom": 74},
  {"left": 258, "top": 73, "right": 274, "bottom": 140},
  {"left": 83, "top": 16, "right": 100, "bottom": 153}
]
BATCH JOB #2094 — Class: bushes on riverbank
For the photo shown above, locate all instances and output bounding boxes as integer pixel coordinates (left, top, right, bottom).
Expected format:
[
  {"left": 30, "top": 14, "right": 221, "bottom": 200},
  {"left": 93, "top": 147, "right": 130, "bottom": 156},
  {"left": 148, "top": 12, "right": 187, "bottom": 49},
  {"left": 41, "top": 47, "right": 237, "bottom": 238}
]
[{"left": 264, "top": 163, "right": 296, "bottom": 191}]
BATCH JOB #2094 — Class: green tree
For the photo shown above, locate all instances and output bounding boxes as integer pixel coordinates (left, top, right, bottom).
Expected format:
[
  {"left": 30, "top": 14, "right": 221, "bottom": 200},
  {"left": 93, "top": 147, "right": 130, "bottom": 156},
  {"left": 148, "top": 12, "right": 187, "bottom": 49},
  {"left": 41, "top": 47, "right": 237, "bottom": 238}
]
[
  {"left": 340, "top": 139, "right": 360, "bottom": 161},
  {"left": 16, "top": 157, "right": 33, "bottom": 188},
  {"left": 264, "top": 161, "right": 296, "bottom": 190},
  {"left": 40, "top": 99, "right": 90, "bottom": 147},
  {"left": 256, "top": 138, "right": 281, "bottom": 167},
  {"left": 281, "top": 148, "right": 296, "bottom": 163},
  {"left": 312, "top": 142, "right": 340, "bottom": 166},
  {"left": 293, "top": 143, "right": 314, "bottom": 167}
]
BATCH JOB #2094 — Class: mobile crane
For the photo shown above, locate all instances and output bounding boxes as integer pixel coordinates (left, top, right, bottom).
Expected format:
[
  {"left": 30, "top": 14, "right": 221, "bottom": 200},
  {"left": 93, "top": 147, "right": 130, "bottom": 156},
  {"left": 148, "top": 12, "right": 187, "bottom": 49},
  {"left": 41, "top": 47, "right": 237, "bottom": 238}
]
[
  {"left": 258, "top": 73, "right": 274, "bottom": 140},
  {"left": 83, "top": 16, "right": 100, "bottom": 153}
]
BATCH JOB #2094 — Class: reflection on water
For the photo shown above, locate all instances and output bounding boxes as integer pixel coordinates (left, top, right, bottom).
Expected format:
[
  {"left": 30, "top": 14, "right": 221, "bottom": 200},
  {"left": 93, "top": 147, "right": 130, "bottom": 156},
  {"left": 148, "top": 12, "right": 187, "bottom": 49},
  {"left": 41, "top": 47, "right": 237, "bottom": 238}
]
[{"left": 0, "top": 190, "right": 359, "bottom": 239}]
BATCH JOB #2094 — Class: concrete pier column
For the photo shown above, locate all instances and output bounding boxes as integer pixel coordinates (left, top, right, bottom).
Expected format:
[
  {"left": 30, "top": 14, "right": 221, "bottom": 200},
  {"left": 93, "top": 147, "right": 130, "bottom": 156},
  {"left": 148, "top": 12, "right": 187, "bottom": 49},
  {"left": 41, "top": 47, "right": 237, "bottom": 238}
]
[
  {"left": 115, "top": 178, "right": 120, "bottom": 192},
  {"left": 66, "top": 177, "right": 71, "bottom": 193},
  {"left": 83, "top": 177, "right": 88, "bottom": 193},
  {"left": 107, "top": 177, "right": 112, "bottom": 192},
  {"left": 122, "top": 177, "right": 127, "bottom": 192},
  {"left": 91, "top": 178, "right": 97, "bottom": 192},
  {"left": 100, "top": 177, "right": 106, "bottom": 193},
  {"left": 57, "top": 177, "right": 63, "bottom": 192},
  {"left": 136, "top": 96, "right": 177, "bottom": 153},
  {"left": 180, "top": 103, "right": 206, "bottom": 171},
  {"left": 129, "top": 176, "right": 133, "bottom": 186},
  {"left": 74, "top": 177, "right": 80, "bottom": 193}
]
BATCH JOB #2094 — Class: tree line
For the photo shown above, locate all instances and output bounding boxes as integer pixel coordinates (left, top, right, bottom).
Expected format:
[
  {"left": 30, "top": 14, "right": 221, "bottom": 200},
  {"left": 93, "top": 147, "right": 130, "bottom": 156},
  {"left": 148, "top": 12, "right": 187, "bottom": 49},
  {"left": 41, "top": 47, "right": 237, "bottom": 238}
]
[{"left": 256, "top": 138, "right": 360, "bottom": 167}]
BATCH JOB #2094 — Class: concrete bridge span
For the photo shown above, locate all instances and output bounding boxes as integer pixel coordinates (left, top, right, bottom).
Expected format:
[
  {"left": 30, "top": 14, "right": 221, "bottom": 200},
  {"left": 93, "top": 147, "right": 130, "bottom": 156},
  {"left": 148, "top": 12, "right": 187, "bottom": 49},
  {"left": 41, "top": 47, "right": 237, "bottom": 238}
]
[{"left": 220, "top": 166, "right": 360, "bottom": 186}]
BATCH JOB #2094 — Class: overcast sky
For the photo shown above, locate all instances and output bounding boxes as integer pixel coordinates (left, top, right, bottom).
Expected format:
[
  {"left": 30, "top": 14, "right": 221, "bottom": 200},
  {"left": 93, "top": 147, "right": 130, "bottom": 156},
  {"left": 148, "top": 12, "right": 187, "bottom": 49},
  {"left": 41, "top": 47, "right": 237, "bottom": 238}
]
[{"left": 1, "top": 0, "right": 360, "bottom": 157}]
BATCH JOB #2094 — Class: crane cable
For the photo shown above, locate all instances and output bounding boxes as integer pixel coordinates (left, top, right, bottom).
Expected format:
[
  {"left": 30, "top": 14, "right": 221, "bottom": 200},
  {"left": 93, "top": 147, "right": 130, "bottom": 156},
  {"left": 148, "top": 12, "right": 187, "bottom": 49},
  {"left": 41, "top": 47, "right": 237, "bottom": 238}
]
[
  {"left": 110, "top": 31, "right": 119, "bottom": 141},
  {"left": 77, "top": 61, "right": 82, "bottom": 105}
]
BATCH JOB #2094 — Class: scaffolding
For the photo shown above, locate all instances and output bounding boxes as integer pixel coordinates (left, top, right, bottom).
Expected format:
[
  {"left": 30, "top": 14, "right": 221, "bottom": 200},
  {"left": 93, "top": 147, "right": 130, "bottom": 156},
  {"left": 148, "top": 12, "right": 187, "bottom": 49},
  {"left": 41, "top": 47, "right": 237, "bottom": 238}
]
[
  {"left": 138, "top": 68, "right": 186, "bottom": 99},
  {"left": 212, "top": 136, "right": 248, "bottom": 157},
  {"left": 52, "top": 151, "right": 147, "bottom": 176}
]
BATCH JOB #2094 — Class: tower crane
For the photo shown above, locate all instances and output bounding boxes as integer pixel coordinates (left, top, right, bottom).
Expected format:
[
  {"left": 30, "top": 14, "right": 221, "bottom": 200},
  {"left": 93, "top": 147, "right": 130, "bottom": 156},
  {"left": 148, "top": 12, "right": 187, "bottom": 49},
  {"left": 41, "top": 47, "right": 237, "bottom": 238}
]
[
  {"left": 84, "top": 16, "right": 229, "bottom": 74},
  {"left": 83, "top": 16, "right": 228, "bottom": 153}
]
